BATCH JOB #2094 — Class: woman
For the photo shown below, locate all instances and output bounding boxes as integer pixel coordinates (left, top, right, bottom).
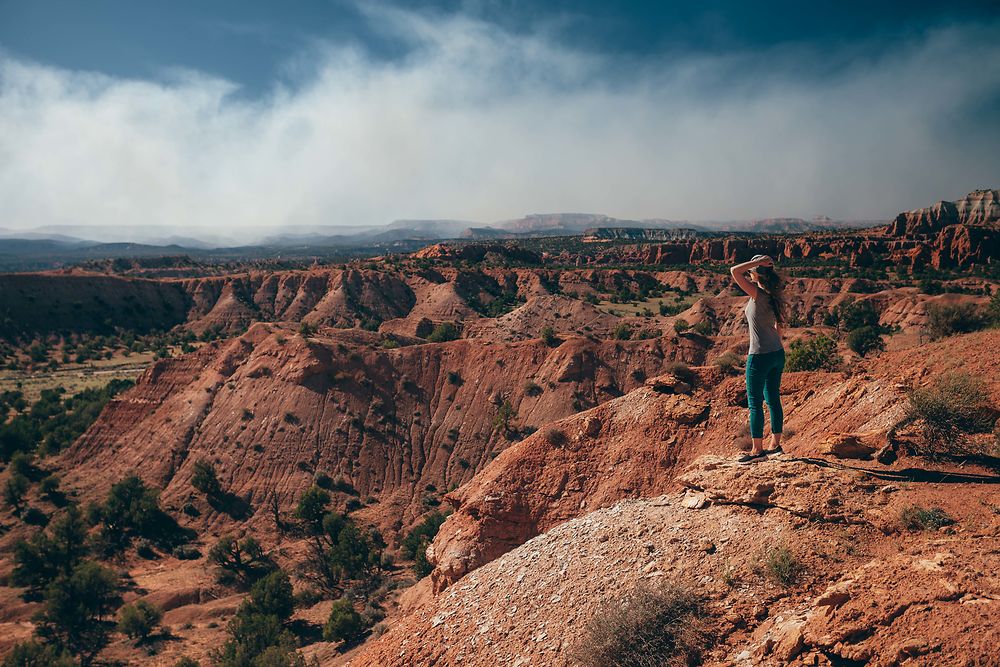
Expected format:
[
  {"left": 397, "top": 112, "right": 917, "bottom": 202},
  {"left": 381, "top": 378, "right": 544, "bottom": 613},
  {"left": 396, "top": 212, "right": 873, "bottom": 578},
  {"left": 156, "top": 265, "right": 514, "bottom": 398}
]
[{"left": 730, "top": 254, "right": 786, "bottom": 463}]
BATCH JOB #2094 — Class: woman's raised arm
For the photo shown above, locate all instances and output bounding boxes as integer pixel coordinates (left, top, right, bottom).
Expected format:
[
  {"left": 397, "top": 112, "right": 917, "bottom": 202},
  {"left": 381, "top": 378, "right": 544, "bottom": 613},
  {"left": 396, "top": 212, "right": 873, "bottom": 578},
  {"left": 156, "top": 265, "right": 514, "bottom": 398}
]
[{"left": 730, "top": 255, "right": 771, "bottom": 298}]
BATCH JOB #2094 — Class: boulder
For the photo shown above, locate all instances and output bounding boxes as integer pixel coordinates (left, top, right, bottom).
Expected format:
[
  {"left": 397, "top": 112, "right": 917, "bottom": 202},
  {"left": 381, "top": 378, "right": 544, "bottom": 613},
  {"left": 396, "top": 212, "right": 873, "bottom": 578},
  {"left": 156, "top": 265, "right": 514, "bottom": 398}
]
[{"left": 820, "top": 432, "right": 885, "bottom": 460}]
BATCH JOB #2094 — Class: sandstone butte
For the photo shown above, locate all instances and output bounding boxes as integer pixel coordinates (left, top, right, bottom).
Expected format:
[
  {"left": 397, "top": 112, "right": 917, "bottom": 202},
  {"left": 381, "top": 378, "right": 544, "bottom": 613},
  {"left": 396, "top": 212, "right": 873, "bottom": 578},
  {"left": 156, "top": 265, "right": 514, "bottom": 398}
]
[{"left": 0, "top": 190, "right": 998, "bottom": 666}]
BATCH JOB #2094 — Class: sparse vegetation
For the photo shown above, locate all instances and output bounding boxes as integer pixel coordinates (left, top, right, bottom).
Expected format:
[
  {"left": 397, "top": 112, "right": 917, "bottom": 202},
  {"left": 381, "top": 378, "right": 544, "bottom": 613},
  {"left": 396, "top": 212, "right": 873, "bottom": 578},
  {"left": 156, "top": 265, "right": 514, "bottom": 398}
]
[
  {"left": 0, "top": 379, "right": 134, "bottom": 461},
  {"left": 785, "top": 335, "right": 841, "bottom": 372},
  {"left": 541, "top": 426, "right": 568, "bottom": 447},
  {"left": 924, "top": 302, "right": 986, "bottom": 340},
  {"left": 900, "top": 505, "right": 955, "bottom": 531},
  {"left": 324, "top": 598, "right": 365, "bottom": 646},
  {"left": 909, "top": 373, "right": 997, "bottom": 447},
  {"left": 571, "top": 582, "right": 710, "bottom": 667},
  {"left": 673, "top": 319, "right": 690, "bottom": 334},
  {"left": 34, "top": 560, "right": 122, "bottom": 665},
  {"left": 690, "top": 320, "right": 714, "bottom": 336},
  {"left": 846, "top": 325, "right": 885, "bottom": 357},
  {"left": 117, "top": 599, "right": 163, "bottom": 643},
  {"left": 92, "top": 475, "right": 192, "bottom": 556},
  {"left": 714, "top": 351, "right": 743, "bottom": 374},
  {"left": 191, "top": 458, "right": 223, "bottom": 498},
  {"left": 12, "top": 504, "right": 89, "bottom": 595},
  {"left": 493, "top": 400, "right": 517, "bottom": 434},
  {"left": 663, "top": 361, "right": 694, "bottom": 384},
  {"left": 214, "top": 569, "right": 305, "bottom": 666},
  {"left": 208, "top": 535, "right": 275, "bottom": 585},
  {"left": 1, "top": 641, "right": 75, "bottom": 667},
  {"left": 540, "top": 326, "right": 560, "bottom": 347},
  {"left": 831, "top": 299, "right": 880, "bottom": 331},
  {"left": 294, "top": 487, "right": 385, "bottom": 596},
  {"left": 760, "top": 544, "right": 802, "bottom": 586},
  {"left": 613, "top": 323, "right": 633, "bottom": 340},
  {"left": 401, "top": 511, "right": 449, "bottom": 578},
  {"left": 427, "top": 322, "right": 460, "bottom": 343}
]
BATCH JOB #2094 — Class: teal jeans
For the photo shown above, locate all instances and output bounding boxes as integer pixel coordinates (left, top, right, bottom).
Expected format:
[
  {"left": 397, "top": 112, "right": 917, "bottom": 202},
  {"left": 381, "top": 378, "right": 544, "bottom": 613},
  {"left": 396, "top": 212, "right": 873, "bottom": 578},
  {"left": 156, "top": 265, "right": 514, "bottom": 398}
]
[{"left": 746, "top": 349, "right": 785, "bottom": 439}]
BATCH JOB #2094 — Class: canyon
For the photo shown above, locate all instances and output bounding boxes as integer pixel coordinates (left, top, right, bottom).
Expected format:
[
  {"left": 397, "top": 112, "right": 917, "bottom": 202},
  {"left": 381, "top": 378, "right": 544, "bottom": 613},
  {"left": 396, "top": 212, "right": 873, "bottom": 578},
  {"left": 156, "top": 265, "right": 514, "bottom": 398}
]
[{"left": 0, "top": 190, "right": 998, "bottom": 666}]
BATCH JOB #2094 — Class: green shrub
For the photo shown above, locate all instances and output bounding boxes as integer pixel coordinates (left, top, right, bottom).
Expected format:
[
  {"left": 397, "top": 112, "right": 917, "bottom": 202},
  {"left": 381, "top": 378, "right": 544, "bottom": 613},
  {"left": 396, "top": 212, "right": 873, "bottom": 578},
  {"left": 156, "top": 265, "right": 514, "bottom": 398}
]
[
  {"left": 540, "top": 326, "right": 560, "bottom": 347},
  {"left": 173, "top": 657, "right": 200, "bottom": 667},
  {"left": 1, "top": 641, "right": 75, "bottom": 667},
  {"left": 761, "top": 545, "right": 801, "bottom": 586},
  {"left": 295, "top": 485, "right": 332, "bottom": 532},
  {"left": 524, "top": 381, "right": 543, "bottom": 397},
  {"left": 659, "top": 302, "right": 684, "bottom": 316},
  {"left": 427, "top": 322, "right": 460, "bottom": 343},
  {"left": 13, "top": 504, "right": 89, "bottom": 594},
  {"left": 785, "top": 335, "right": 841, "bottom": 372},
  {"left": 10, "top": 451, "right": 34, "bottom": 477},
  {"left": 191, "top": 458, "right": 222, "bottom": 497},
  {"left": 215, "top": 611, "right": 301, "bottom": 667},
  {"left": 209, "top": 535, "right": 275, "bottom": 585},
  {"left": 909, "top": 373, "right": 997, "bottom": 438},
  {"left": 35, "top": 560, "right": 122, "bottom": 664},
  {"left": 846, "top": 326, "right": 884, "bottom": 357},
  {"left": 173, "top": 544, "right": 201, "bottom": 560},
  {"left": 117, "top": 599, "right": 163, "bottom": 642},
  {"left": 571, "top": 583, "right": 709, "bottom": 667},
  {"left": 541, "top": 426, "right": 568, "bottom": 447},
  {"left": 300, "top": 511, "right": 384, "bottom": 595},
  {"left": 23, "top": 506, "right": 49, "bottom": 526},
  {"left": 832, "top": 299, "right": 879, "bottom": 331},
  {"left": 673, "top": 319, "right": 690, "bottom": 334},
  {"left": 691, "top": 320, "right": 714, "bottom": 336},
  {"left": 39, "top": 474, "right": 61, "bottom": 500},
  {"left": 242, "top": 570, "right": 294, "bottom": 621},
  {"left": 663, "top": 361, "right": 694, "bottom": 384},
  {"left": 924, "top": 302, "right": 986, "bottom": 340},
  {"left": 493, "top": 400, "right": 516, "bottom": 433},
  {"left": 95, "top": 475, "right": 190, "bottom": 555},
  {"left": 323, "top": 598, "right": 365, "bottom": 645},
  {"left": 987, "top": 289, "right": 1000, "bottom": 326},
  {"left": 4, "top": 472, "right": 29, "bottom": 510},
  {"left": 714, "top": 351, "right": 743, "bottom": 374},
  {"left": 400, "top": 511, "right": 449, "bottom": 578},
  {"left": 613, "top": 323, "right": 633, "bottom": 340},
  {"left": 900, "top": 505, "right": 954, "bottom": 531},
  {"left": 918, "top": 278, "right": 943, "bottom": 295}
]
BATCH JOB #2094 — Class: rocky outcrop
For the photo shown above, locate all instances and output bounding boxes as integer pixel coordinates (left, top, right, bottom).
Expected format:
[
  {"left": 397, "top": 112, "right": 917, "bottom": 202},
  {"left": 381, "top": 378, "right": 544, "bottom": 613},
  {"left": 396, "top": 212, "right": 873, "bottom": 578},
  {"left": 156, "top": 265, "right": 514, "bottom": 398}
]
[
  {"left": 353, "top": 452, "right": 1000, "bottom": 666},
  {"left": 427, "top": 377, "right": 712, "bottom": 592}
]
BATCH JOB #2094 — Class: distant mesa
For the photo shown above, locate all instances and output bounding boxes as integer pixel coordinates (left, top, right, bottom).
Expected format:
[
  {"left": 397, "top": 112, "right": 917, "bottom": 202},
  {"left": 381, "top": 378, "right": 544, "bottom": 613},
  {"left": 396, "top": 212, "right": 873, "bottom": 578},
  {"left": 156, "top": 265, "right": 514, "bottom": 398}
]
[
  {"left": 582, "top": 227, "right": 704, "bottom": 242},
  {"left": 889, "top": 188, "right": 1000, "bottom": 236}
]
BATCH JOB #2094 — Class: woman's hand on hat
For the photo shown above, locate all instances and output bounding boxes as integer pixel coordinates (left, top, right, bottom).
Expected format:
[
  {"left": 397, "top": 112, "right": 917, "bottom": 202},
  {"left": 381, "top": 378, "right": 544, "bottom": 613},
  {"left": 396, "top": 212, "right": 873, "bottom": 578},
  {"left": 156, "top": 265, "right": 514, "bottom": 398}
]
[{"left": 756, "top": 255, "right": 774, "bottom": 267}]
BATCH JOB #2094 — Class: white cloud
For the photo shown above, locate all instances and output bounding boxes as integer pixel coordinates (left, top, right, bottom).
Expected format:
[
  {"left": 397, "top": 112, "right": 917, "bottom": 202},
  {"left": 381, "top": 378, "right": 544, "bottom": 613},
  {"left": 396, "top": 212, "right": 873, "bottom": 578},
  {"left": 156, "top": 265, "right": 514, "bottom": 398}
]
[{"left": 1, "top": 8, "right": 998, "bottom": 236}]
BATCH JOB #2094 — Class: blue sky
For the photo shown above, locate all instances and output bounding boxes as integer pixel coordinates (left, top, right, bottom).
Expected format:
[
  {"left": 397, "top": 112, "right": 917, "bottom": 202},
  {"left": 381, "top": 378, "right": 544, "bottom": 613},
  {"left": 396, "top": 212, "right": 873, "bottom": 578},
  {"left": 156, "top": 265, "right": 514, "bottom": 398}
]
[{"left": 1, "top": 1, "right": 999, "bottom": 231}]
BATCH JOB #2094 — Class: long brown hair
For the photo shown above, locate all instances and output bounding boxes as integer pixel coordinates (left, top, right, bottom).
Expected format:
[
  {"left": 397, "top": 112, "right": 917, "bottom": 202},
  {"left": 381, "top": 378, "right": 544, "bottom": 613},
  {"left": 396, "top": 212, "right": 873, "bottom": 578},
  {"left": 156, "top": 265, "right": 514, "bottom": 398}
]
[{"left": 752, "top": 266, "right": 786, "bottom": 324}]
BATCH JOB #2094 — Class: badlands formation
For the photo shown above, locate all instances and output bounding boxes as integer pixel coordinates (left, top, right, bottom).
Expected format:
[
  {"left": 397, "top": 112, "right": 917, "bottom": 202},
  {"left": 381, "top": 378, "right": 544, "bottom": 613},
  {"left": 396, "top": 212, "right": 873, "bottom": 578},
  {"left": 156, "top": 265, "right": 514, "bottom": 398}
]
[{"left": 0, "top": 190, "right": 997, "bottom": 666}]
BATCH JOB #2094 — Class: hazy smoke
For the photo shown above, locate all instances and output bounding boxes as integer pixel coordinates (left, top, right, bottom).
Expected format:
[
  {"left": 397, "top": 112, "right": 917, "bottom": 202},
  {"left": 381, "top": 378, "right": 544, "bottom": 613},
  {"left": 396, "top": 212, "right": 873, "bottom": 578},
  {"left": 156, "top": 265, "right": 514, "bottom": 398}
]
[{"left": 1, "top": 6, "right": 998, "bottom": 234}]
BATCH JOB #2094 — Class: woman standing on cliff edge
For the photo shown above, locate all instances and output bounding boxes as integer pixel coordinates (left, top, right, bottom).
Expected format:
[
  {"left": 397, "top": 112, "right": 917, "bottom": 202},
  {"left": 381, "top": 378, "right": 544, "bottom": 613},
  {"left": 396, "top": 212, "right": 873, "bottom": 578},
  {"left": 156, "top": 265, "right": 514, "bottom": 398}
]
[{"left": 730, "top": 254, "right": 786, "bottom": 463}]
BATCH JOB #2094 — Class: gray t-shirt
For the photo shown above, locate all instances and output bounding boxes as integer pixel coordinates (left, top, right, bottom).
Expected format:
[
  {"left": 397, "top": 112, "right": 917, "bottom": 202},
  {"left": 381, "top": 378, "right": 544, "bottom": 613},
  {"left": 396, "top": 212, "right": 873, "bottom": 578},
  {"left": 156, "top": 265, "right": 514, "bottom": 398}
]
[{"left": 745, "top": 296, "right": 783, "bottom": 354}]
